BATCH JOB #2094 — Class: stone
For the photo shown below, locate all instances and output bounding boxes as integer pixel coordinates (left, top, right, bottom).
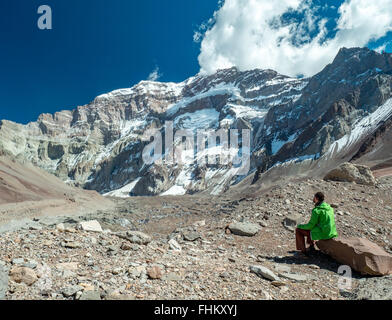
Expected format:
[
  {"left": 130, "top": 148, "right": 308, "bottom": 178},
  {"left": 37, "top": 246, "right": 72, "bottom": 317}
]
[
  {"left": 62, "top": 285, "right": 83, "bottom": 298},
  {"left": 317, "top": 237, "right": 392, "bottom": 276},
  {"left": 79, "top": 290, "right": 101, "bottom": 300},
  {"left": 168, "top": 239, "right": 182, "bottom": 252},
  {"left": 324, "top": 163, "right": 377, "bottom": 186},
  {"left": 116, "top": 231, "right": 152, "bottom": 245},
  {"left": 250, "top": 265, "right": 280, "bottom": 281},
  {"left": 279, "top": 273, "right": 308, "bottom": 282},
  {"left": 12, "top": 258, "right": 25, "bottom": 265},
  {"left": 56, "top": 223, "right": 65, "bottom": 231},
  {"left": 282, "top": 214, "right": 302, "bottom": 231},
  {"left": 147, "top": 266, "right": 163, "bottom": 279},
  {"left": 9, "top": 267, "right": 38, "bottom": 286},
  {"left": 193, "top": 220, "right": 206, "bottom": 227},
  {"left": 120, "top": 242, "right": 132, "bottom": 251},
  {"left": 79, "top": 220, "right": 103, "bottom": 233},
  {"left": 228, "top": 222, "right": 260, "bottom": 237},
  {"left": 183, "top": 231, "right": 202, "bottom": 242},
  {"left": 62, "top": 241, "right": 82, "bottom": 249}
]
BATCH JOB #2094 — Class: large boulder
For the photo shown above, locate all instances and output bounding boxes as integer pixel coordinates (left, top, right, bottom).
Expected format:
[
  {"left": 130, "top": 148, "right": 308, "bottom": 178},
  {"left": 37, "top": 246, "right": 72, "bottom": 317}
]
[
  {"left": 324, "top": 163, "right": 377, "bottom": 186},
  {"left": 317, "top": 237, "right": 392, "bottom": 276}
]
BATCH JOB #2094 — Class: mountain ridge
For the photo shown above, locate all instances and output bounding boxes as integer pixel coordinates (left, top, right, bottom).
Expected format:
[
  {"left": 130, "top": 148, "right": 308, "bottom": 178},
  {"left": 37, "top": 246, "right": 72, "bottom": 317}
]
[{"left": 1, "top": 47, "right": 392, "bottom": 197}]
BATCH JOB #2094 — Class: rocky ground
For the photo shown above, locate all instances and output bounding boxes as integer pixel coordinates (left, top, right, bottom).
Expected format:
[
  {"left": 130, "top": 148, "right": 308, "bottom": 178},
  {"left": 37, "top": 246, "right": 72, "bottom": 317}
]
[{"left": 0, "top": 176, "right": 391, "bottom": 300}]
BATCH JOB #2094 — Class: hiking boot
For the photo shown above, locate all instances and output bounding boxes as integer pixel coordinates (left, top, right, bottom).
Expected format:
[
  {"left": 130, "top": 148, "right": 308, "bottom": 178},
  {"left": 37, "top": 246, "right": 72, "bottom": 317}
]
[{"left": 305, "top": 246, "right": 317, "bottom": 255}]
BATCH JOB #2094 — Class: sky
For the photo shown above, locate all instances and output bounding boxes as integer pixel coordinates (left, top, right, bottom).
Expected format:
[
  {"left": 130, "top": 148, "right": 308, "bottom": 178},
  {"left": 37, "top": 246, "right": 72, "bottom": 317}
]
[{"left": 1, "top": 0, "right": 392, "bottom": 124}]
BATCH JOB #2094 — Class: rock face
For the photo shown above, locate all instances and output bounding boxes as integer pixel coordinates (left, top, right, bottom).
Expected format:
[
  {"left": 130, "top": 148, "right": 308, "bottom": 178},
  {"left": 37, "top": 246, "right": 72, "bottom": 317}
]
[
  {"left": 324, "top": 163, "right": 377, "bottom": 186},
  {"left": 317, "top": 237, "right": 392, "bottom": 276},
  {"left": 1, "top": 48, "right": 392, "bottom": 196}
]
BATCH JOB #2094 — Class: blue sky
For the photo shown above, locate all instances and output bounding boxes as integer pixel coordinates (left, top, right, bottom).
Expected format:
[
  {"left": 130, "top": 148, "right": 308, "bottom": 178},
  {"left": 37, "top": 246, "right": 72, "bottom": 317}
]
[
  {"left": 0, "top": 0, "right": 219, "bottom": 123},
  {"left": 1, "top": 0, "right": 391, "bottom": 124}
]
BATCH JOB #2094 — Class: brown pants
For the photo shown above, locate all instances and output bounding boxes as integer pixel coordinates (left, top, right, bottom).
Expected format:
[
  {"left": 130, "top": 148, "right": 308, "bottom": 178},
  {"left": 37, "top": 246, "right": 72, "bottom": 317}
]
[{"left": 296, "top": 228, "right": 315, "bottom": 253}]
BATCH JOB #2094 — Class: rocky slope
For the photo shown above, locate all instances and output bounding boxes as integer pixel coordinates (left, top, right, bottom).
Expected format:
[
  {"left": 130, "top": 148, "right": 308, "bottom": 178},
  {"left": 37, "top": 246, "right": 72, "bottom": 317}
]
[
  {"left": 1, "top": 175, "right": 391, "bottom": 300},
  {"left": 0, "top": 156, "right": 114, "bottom": 225},
  {"left": 1, "top": 47, "right": 392, "bottom": 196}
]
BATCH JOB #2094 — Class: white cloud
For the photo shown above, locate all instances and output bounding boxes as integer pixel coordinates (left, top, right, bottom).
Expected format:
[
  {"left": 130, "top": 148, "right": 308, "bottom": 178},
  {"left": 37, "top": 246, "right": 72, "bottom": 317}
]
[
  {"left": 147, "top": 66, "right": 162, "bottom": 81},
  {"left": 197, "top": 0, "right": 392, "bottom": 77}
]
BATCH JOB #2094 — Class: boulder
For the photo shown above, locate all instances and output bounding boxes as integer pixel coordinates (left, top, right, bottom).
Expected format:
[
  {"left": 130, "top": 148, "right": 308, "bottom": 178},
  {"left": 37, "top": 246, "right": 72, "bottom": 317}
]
[
  {"left": 317, "top": 237, "right": 392, "bottom": 276},
  {"left": 282, "top": 214, "right": 302, "bottom": 231},
  {"left": 228, "top": 222, "right": 261, "bottom": 237},
  {"left": 324, "top": 163, "right": 377, "bottom": 186},
  {"left": 79, "top": 220, "right": 103, "bottom": 233}
]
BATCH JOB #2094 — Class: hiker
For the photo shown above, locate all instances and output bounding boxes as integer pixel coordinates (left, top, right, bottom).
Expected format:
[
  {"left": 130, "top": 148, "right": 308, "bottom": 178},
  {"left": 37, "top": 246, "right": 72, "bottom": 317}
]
[{"left": 296, "top": 192, "right": 338, "bottom": 255}]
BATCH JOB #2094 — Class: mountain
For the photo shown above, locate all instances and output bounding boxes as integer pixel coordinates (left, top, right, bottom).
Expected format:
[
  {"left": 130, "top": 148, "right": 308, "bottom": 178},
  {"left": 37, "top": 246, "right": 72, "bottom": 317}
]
[
  {"left": 0, "top": 155, "right": 114, "bottom": 224},
  {"left": 1, "top": 47, "right": 392, "bottom": 196}
]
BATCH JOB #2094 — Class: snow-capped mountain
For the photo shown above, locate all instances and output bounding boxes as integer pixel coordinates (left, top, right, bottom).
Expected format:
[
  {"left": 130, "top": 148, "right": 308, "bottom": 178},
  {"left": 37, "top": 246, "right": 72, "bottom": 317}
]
[{"left": 1, "top": 47, "right": 392, "bottom": 196}]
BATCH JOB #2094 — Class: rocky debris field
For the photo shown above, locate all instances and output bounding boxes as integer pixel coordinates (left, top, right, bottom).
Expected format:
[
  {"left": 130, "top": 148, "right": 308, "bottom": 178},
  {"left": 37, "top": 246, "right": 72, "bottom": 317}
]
[{"left": 0, "top": 176, "right": 391, "bottom": 300}]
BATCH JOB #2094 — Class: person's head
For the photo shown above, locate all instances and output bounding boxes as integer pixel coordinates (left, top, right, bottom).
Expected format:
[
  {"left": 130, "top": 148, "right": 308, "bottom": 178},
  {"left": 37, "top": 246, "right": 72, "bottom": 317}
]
[{"left": 313, "top": 192, "right": 325, "bottom": 204}]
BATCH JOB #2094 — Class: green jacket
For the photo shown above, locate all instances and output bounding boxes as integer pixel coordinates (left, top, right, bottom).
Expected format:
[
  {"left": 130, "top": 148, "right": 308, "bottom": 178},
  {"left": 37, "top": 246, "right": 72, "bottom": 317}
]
[{"left": 297, "top": 202, "right": 338, "bottom": 241}]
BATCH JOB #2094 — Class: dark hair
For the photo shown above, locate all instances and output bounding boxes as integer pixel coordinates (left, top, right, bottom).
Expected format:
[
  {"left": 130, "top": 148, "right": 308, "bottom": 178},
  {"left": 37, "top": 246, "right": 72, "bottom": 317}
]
[{"left": 314, "top": 192, "right": 325, "bottom": 203}]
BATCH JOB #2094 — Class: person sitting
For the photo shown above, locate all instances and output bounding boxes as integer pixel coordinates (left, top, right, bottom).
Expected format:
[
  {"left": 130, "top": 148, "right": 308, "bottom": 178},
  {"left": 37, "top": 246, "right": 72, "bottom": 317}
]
[{"left": 296, "top": 192, "right": 338, "bottom": 255}]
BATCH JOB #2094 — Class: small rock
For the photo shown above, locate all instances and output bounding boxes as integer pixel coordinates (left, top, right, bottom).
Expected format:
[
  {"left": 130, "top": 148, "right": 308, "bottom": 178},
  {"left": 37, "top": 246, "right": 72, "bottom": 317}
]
[
  {"left": 147, "top": 266, "right": 163, "bottom": 280},
  {"left": 62, "top": 285, "right": 83, "bottom": 298},
  {"left": 228, "top": 222, "right": 261, "bottom": 237},
  {"left": 79, "top": 220, "right": 103, "bottom": 233},
  {"left": 193, "top": 220, "right": 206, "bottom": 227},
  {"left": 120, "top": 242, "right": 132, "bottom": 251},
  {"left": 168, "top": 239, "right": 182, "bottom": 252},
  {"left": 79, "top": 291, "right": 101, "bottom": 300},
  {"left": 9, "top": 267, "right": 38, "bottom": 286},
  {"left": 112, "top": 268, "right": 122, "bottom": 275},
  {"left": 56, "top": 223, "right": 65, "bottom": 231},
  {"left": 116, "top": 231, "right": 152, "bottom": 245},
  {"left": 250, "top": 265, "right": 280, "bottom": 281},
  {"left": 62, "top": 241, "right": 82, "bottom": 249},
  {"left": 183, "top": 231, "right": 202, "bottom": 242}
]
